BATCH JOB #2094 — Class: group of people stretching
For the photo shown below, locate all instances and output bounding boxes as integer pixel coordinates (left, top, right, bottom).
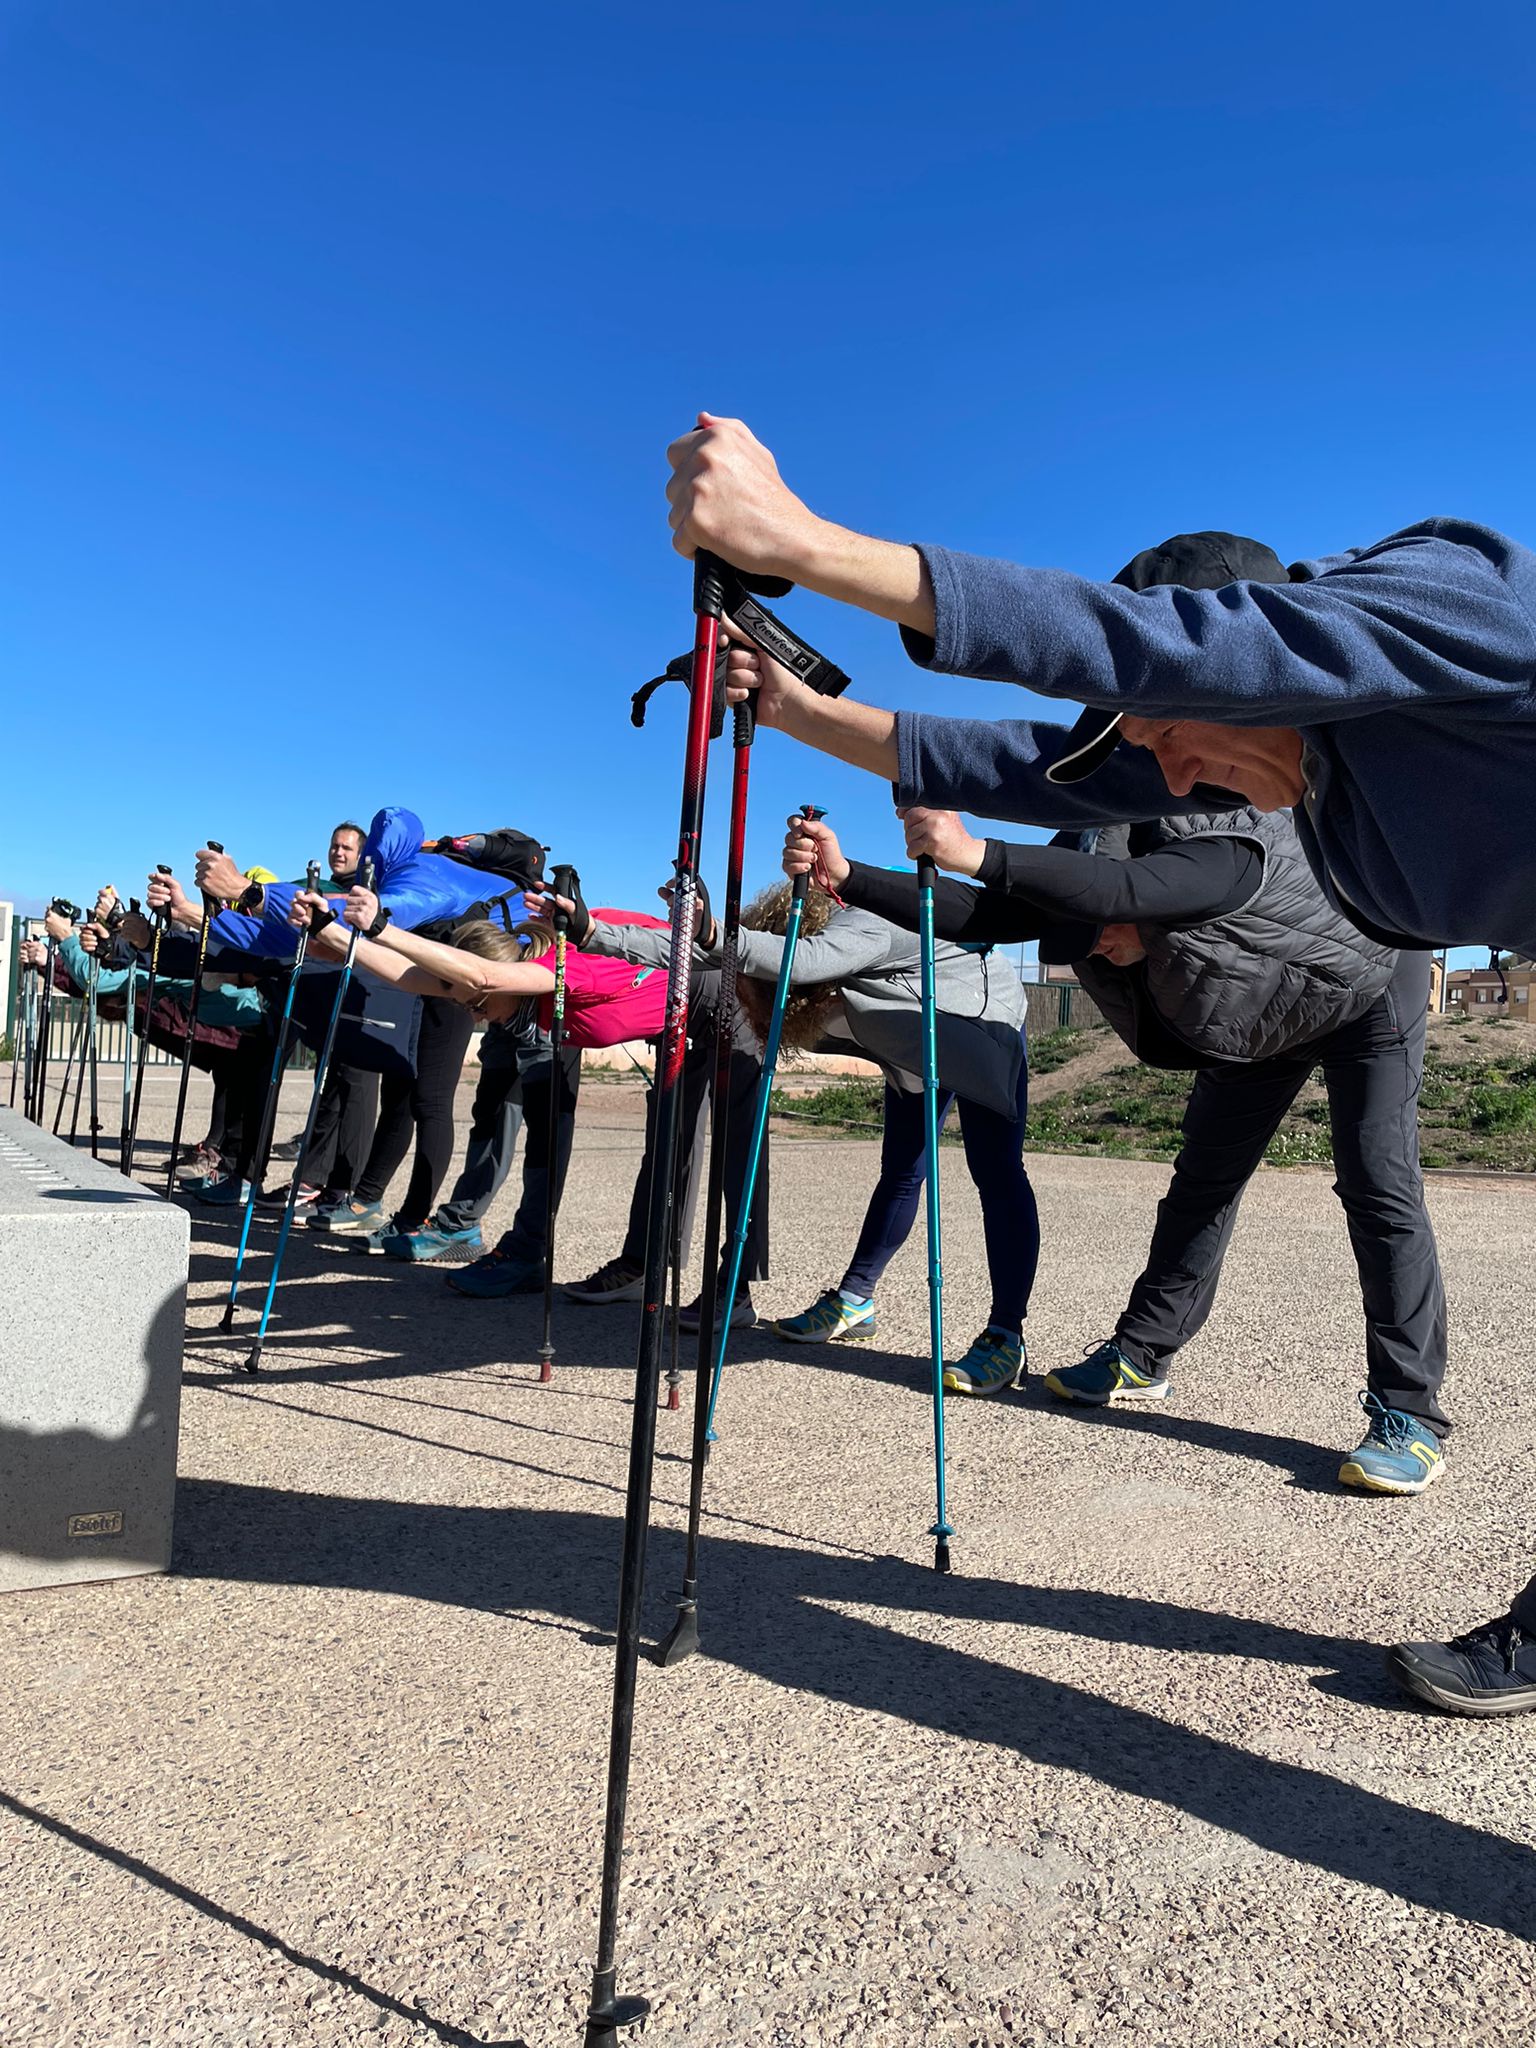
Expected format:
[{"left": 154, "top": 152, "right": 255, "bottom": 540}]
[{"left": 18, "top": 414, "right": 1536, "bottom": 1719}]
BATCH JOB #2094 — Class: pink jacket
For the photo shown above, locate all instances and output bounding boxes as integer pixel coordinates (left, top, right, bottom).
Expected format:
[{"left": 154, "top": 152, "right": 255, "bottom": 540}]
[{"left": 534, "top": 908, "right": 670, "bottom": 1048}]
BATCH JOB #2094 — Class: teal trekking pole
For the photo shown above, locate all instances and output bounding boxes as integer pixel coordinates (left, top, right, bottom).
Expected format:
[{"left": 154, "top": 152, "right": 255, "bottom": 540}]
[
  {"left": 702, "top": 801, "right": 825, "bottom": 1443},
  {"left": 220, "top": 861, "right": 322, "bottom": 1335},
  {"left": 117, "top": 915, "right": 140, "bottom": 1164},
  {"left": 917, "top": 851, "right": 953, "bottom": 1575},
  {"left": 242, "top": 857, "right": 375, "bottom": 1374}
]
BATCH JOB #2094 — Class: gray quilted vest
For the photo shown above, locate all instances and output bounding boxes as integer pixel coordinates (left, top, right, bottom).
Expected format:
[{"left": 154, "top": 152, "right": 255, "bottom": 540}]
[{"left": 1073, "top": 808, "right": 1398, "bottom": 1064}]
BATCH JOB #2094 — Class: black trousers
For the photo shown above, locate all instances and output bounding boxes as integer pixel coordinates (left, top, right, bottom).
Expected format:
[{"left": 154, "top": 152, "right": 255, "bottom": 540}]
[
  {"left": 302, "top": 1059, "right": 380, "bottom": 1194},
  {"left": 1116, "top": 952, "right": 1449, "bottom": 1433},
  {"left": 355, "top": 995, "right": 475, "bottom": 1223},
  {"left": 619, "top": 973, "right": 769, "bottom": 1285},
  {"left": 489, "top": 1045, "right": 583, "bottom": 1263}
]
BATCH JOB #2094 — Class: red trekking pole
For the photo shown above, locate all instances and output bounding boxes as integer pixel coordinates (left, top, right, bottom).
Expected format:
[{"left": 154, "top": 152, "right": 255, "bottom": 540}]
[{"left": 582, "top": 550, "right": 731, "bottom": 2048}]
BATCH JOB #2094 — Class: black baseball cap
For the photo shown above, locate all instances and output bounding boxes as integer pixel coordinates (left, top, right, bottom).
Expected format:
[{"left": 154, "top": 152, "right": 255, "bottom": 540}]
[{"left": 1044, "top": 531, "right": 1292, "bottom": 785}]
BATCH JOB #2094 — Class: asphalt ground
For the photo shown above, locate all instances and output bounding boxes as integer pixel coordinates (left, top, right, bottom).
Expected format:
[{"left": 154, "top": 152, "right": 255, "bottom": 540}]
[{"left": 3, "top": 1065, "right": 1534, "bottom": 2047}]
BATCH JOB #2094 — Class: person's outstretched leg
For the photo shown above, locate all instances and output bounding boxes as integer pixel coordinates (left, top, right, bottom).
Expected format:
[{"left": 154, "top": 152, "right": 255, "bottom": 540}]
[
  {"left": 450, "top": 1045, "right": 582, "bottom": 1296},
  {"left": 434, "top": 1029, "right": 525, "bottom": 1237},
  {"left": 1045, "top": 1058, "right": 1304, "bottom": 1407},
  {"left": 772, "top": 1082, "right": 953, "bottom": 1344},
  {"left": 382, "top": 999, "right": 477, "bottom": 1254},
  {"left": 1322, "top": 954, "right": 1450, "bottom": 1496},
  {"left": 944, "top": 1059, "right": 1040, "bottom": 1395}
]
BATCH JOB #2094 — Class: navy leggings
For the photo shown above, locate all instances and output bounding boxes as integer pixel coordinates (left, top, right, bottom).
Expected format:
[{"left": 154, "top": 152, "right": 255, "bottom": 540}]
[{"left": 841, "top": 1061, "right": 1040, "bottom": 1333}]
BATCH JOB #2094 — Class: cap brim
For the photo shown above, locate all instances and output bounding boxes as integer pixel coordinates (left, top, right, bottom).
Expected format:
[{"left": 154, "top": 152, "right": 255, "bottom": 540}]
[{"left": 1045, "top": 710, "right": 1123, "bottom": 785}]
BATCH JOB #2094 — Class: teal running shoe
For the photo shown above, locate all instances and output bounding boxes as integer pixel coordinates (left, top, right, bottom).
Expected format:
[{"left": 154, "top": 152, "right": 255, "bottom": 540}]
[
  {"left": 1044, "top": 1339, "right": 1170, "bottom": 1407},
  {"left": 312, "top": 1198, "right": 386, "bottom": 1237},
  {"left": 944, "top": 1329, "right": 1026, "bottom": 1396},
  {"left": 447, "top": 1248, "right": 543, "bottom": 1298},
  {"left": 382, "top": 1223, "right": 483, "bottom": 1263},
  {"left": 1338, "top": 1392, "right": 1446, "bottom": 1495},
  {"left": 772, "top": 1290, "right": 876, "bottom": 1344}
]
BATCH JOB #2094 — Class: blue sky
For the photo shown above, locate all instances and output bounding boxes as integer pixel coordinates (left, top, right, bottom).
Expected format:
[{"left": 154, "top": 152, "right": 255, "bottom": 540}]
[{"left": 3, "top": 1, "right": 1532, "bottom": 971}]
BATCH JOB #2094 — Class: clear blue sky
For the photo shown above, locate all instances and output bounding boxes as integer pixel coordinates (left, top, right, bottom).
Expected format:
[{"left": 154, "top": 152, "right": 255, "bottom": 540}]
[{"left": 3, "top": 1, "right": 1532, "bottom": 973}]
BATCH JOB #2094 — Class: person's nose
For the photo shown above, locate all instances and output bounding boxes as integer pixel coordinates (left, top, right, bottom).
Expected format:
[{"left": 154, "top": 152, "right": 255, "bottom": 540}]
[{"left": 1155, "top": 742, "right": 1202, "bottom": 797}]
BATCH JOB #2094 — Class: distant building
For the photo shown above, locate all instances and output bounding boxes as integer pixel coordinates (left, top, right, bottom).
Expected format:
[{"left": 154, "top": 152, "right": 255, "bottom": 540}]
[{"left": 1447, "top": 962, "right": 1534, "bottom": 1013}]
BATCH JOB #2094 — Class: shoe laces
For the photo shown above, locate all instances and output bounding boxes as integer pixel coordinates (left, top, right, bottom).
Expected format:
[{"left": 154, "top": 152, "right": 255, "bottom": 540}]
[
  {"left": 1358, "top": 1391, "right": 1416, "bottom": 1450},
  {"left": 1449, "top": 1615, "right": 1526, "bottom": 1672}
]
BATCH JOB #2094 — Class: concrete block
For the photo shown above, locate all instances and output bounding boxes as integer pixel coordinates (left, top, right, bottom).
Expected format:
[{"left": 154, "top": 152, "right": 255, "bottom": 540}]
[{"left": 0, "top": 1108, "right": 190, "bottom": 1593}]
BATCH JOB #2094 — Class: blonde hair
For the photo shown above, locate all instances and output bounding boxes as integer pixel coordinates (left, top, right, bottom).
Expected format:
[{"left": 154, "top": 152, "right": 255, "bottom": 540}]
[
  {"left": 735, "top": 881, "right": 842, "bottom": 1055},
  {"left": 447, "top": 916, "right": 556, "bottom": 962}
]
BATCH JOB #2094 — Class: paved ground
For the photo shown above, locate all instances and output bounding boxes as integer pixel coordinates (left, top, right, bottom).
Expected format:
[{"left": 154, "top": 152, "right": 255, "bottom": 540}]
[{"left": 4, "top": 1066, "right": 1535, "bottom": 2048}]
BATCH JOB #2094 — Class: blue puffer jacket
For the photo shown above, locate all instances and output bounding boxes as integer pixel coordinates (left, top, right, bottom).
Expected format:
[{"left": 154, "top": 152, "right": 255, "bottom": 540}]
[{"left": 207, "top": 806, "right": 522, "bottom": 959}]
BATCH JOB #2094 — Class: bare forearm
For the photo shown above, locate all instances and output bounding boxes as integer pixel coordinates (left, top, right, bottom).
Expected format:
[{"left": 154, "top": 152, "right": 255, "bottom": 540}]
[
  {"left": 775, "top": 684, "right": 900, "bottom": 779},
  {"left": 793, "top": 524, "right": 935, "bottom": 634}
]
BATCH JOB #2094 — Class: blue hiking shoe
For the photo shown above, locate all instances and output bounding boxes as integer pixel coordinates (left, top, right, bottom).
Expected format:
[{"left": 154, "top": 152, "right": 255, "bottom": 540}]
[
  {"left": 944, "top": 1329, "right": 1026, "bottom": 1396},
  {"left": 311, "top": 1198, "right": 386, "bottom": 1237},
  {"left": 447, "top": 1248, "right": 544, "bottom": 1298},
  {"left": 195, "top": 1175, "right": 253, "bottom": 1207},
  {"left": 1386, "top": 1614, "right": 1536, "bottom": 1718},
  {"left": 1044, "top": 1339, "right": 1170, "bottom": 1407},
  {"left": 1338, "top": 1392, "right": 1445, "bottom": 1495},
  {"left": 382, "top": 1223, "right": 483, "bottom": 1263},
  {"left": 771, "top": 1290, "right": 876, "bottom": 1344}
]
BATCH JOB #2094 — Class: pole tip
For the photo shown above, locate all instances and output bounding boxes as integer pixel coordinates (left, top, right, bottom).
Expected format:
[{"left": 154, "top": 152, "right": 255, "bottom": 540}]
[
  {"left": 218, "top": 1305, "right": 235, "bottom": 1333},
  {"left": 663, "top": 1383, "right": 681, "bottom": 1412},
  {"left": 537, "top": 1359, "right": 554, "bottom": 1385},
  {"left": 933, "top": 1540, "right": 952, "bottom": 1574},
  {"left": 242, "top": 1343, "right": 262, "bottom": 1376}
]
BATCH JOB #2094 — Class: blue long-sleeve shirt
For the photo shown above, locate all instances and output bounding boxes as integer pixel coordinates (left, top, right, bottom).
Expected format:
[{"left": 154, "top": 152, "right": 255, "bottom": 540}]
[{"left": 896, "top": 519, "right": 1536, "bottom": 952}]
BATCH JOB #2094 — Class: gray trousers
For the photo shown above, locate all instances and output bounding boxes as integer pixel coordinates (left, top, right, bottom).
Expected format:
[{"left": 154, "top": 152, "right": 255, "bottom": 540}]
[
  {"left": 1116, "top": 951, "right": 1449, "bottom": 1433},
  {"left": 434, "top": 1038, "right": 581, "bottom": 1257}
]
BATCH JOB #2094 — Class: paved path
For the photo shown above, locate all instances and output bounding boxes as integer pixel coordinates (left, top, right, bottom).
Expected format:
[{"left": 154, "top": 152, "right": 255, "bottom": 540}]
[{"left": 4, "top": 1070, "right": 1534, "bottom": 2046}]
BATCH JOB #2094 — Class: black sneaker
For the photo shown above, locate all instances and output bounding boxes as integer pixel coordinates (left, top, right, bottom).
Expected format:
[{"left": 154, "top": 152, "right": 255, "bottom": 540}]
[
  {"left": 679, "top": 1290, "right": 755, "bottom": 1334},
  {"left": 256, "top": 1181, "right": 321, "bottom": 1213},
  {"left": 565, "top": 1256, "right": 645, "bottom": 1304},
  {"left": 269, "top": 1134, "right": 305, "bottom": 1163},
  {"left": 1386, "top": 1614, "right": 1536, "bottom": 1718}
]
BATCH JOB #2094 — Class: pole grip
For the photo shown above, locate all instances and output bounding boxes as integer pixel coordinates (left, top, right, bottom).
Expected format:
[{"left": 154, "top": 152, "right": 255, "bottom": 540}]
[
  {"left": 550, "top": 864, "right": 577, "bottom": 939},
  {"left": 693, "top": 551, "right": 726, "bottom": 621},
  {"left": 733, "top": 699, "right": 756, "bottom": 749}
]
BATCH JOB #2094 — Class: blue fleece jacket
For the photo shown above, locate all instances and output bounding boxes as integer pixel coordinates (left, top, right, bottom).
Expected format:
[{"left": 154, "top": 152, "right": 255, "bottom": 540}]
[{"left": 896, "top": 519, "right": 1536, "bottom": 952}]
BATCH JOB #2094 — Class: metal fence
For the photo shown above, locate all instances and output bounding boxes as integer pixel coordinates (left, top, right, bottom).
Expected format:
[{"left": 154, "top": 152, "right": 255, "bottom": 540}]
[{"left": 1023, "top": 980, "right": 1106, "bottom": 1036}]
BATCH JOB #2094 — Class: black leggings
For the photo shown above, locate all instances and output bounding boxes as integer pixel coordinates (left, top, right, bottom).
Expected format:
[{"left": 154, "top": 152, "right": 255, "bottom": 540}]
[{"left": 355, "top": 996, "right": 474, "bottom": 1224}]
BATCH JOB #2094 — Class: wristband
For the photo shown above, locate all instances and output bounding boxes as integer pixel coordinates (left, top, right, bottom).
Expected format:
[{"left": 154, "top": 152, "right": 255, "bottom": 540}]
[
  {"left": 364, "top": 906, "right": 392, "bottom": 939},
  {"left": 236, "top": 882, "right": 266, "bottom": 918},
  {"left": 309, "top": 904, "right": 337, "bottom": 935}
]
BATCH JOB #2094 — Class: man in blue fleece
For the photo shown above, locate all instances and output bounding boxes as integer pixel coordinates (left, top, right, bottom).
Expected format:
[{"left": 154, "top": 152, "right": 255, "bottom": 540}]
[{"left": 663, "top": 412, "right": 1536, "bottom": 1717}]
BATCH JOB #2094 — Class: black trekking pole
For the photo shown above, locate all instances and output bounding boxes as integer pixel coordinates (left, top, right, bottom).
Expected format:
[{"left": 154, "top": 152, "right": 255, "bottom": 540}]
[
  {"left": 30, "top": 937, "right": 59, "bottom": 1124},
  {"left": 220, "top": 862, "right": 322, "bottom": 1334},
  {"left": 656, "top": 697, "right": 756, "bottom": 1663},
  {"left": 165, "top": 841, "right": 224, "bottom": 1195},
  {"left": 124, "top": 866, "right": 173, "bottom": 1178},
  {"left": 54, "top": 996, "right": 86, "bottom": 1137},
  {"left": 242, "top": 857, "right": 375, "bottom": 1374},
  {"left": 917, "top": 853, "right": 954, "bottom": 1576},
  {"left": 16, "top": 949, "right": 38, "bottom": 1118},
  {"left": 85, "top": 950, "right": 102, "bottom": 1157},
  {"left": 118, "top": 932, "right": 140, "bottom": 1163},
  {"left": 536, "top": 863, "right": 577, "bottom": 1386},
  {"left": 582, "top": 551, "right": 729, "bottom": 2048}
]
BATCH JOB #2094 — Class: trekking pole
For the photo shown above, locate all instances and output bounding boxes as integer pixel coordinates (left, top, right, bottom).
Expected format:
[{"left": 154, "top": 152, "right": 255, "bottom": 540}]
[
  {"left": 582, "top": 550, "right": 728, "bottom": 2048},
  {"left": 85, "top": 951, "right": 102, "bottom": 1158},
  {"left": 125, "top": 866, "right": 174, "bottom": 1178},
  {"left": 656, "top": 697, "right": 757, "bottom": 1664},
  {"left": 701, "top": 801, "right": 825, "bottom": 1446},
  {"left": 16, "top": 953, "right": 38, "bottom": 1118},
  {"left": 165, "top": 841, "right": 224, "bottom": 1195},
  {"left": 662, "top": 1098, "right": 688, "bottom": 1411},
  {"left": 220, "top": 862, "right": 322, "bottom": 1334},
  {"left": 242, "top": 857, "right": 375, "bottom": 1374},
  {"left": 917, "top": 852, "right": 953, "bottom": 1576},
  {"left": 118, "top": 945, "right": 138, "bottom": 1164},
  {"left": 536, "top": 863, "right": 577, "bottom": 1386},
  {"left": 54, "top": 997, "right": 86, "bottom": 1137},
  {"left": 31, "top": 938, "right": 59, "bottom": 1124}
]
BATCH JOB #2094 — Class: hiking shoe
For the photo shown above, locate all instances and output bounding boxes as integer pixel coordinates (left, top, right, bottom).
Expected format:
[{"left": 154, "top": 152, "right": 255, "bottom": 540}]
[
  {"left": 307, "top": 1190, "right": 354, "bottom": 1228},
  {"left": 382, "top": 1223, "right": 483, "bottom": 1263},
  {"left": 772, "top": 1290, "right": 876, "bottom": 1344},
  {"left": 349, "top": 1223, "right": 394, "bottom": 1257},
  {"left": 311, "top": 1198, "right": 386, "bottom": 1236},
  {"left": 944, "top": 1329, "right": 1026, "bottom": 1396},
  {"left": 448, "top": 1249, "right": 544, "bottom": 1298},
  {"left": 679, "top": 1290, "right": 756, "bottom": 1334},
  {"left": 1386, "top": 1614, "right": 1536, "bottom": 1718},
  {"left": 422, "top": 1219, "right": 487, "bottom": 1265},
  {"left": 194, "top": 1175, "right": 252, "bottom": 1207},
  {"left": 564, "top": 1256, "right": 645, "bottom": 1304},
  {"left": 269, "top": 1134, "right": 304, "bottom": 1163},
  {"left": 179, "top": 1143, "right": 224, "bottom": 1180},
  {"left": 256, "top": 1181, "right": 321, "bottom": 1213},
  {"left": 1044, "top": 1340, "right": 1170, "bottom": 1406},
  {"left": 1338, "top": 1392, "right": 1446, "bottom": 1495}
]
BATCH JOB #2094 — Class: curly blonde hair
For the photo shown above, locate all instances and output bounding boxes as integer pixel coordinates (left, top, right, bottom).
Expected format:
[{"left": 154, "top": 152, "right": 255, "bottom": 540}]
[{"left": 735, "top": 881, "right": 843, "bottom": 1054}]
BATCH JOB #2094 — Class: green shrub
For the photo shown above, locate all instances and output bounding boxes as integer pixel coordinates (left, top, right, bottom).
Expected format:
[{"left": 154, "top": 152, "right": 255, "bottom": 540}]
[
  {"left": 1468, "top": 1082, "right": 1536, "bottom": 1133},
  {"left": 1265, "top": 1125, "right": 1334, "bottom": 1167}
]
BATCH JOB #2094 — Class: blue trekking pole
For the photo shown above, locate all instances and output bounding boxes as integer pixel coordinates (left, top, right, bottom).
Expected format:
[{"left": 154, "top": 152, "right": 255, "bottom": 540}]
[
  {"left": 242, "top": 857, "right": 375, "bottom": 1374},
  {"left": 917, "top": 852, "right": 953, "bottom": 1575},
  {"left": 219, "top": 861, "right": 321, "bottom": 1335},
  {"left": 702, "top": 801, "right": 825, "bottom": 1443},
  {"left": 165, "top": 840, "right": 225, "bottom": 1196},
  {"left": 124, "top": 866, "right": 173, "bottom": 1178},
  {"left": 118, "top": 917, "right": 139, "bottom": 1165}
]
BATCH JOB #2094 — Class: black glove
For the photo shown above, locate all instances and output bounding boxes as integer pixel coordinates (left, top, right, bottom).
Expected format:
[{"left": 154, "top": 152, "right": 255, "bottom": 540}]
[
  {"left": 547, "top": 865, "right": 591, "bottom": 945},
  {"left": 662, "top": 872, "right": 713, "bottom": 950}
]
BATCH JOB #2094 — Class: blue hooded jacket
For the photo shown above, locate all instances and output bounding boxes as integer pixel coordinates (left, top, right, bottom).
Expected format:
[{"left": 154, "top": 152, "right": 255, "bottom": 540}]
[
  {"left": 207, "top": 806, "right": 523, "bottom": 959},
  {"left": 895, "top": 519, "right": 1536, "bottom": 953}
]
